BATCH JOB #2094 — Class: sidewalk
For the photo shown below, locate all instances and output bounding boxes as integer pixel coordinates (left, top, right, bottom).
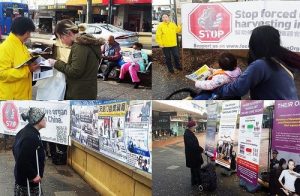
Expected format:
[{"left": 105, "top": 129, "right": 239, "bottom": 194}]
[
  {"left": 153, "top": 131, "right": 269, "bottom": 196},
  {"left": 32, "top": 79, "right": 152, "bottom": 100},
  {"left": 0, "top": 151, "right": 99, "bottom": 196}
]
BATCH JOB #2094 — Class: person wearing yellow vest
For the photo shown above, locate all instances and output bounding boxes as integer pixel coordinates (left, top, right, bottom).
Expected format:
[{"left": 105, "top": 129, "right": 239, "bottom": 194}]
[
  {"left": 0, "top": 17, "right": 39, "bottom": 100},
  {"left": 194, "top": 53, "right": 242, "bottom": 100},
  {"left": 156, "top": 14, "right": 182, "bottom": 73}
]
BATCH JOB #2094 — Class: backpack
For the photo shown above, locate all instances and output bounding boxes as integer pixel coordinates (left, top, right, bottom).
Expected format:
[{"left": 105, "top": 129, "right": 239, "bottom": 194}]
[{"left": 199, "top": 163, "right": 217, "bottom": 192}]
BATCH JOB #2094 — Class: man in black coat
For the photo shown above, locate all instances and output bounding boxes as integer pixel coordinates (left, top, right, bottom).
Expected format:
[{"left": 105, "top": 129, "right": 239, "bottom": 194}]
[{"left": 184, "top": 120, "right": 204, "bottom": 186}]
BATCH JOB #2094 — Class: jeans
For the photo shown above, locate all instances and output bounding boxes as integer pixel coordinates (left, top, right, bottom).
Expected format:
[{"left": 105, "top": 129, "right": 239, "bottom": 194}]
[
  {"left": 103, "top": 61, "right": 118, "bottom": 78},
  {"left": 193, "top": 90, "right": 218, "bottom": 100},
  {"left": 162, "top": 46, "right": 181, "bottom": 71}
]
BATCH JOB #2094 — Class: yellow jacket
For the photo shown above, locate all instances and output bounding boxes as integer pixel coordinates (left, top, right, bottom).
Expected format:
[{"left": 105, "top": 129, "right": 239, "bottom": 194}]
[
  {"left": 156, "top": 22, "right": 182, "bottom": 47},
  {"left": 0, "top": 33, "right": 32, "bottom": 100}
]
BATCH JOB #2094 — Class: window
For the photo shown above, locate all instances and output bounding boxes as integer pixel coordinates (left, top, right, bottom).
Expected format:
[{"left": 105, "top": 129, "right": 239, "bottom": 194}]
[
  {"left": 101, "top": 24, "right": 126, "bottom": 33},
  {"left": 86, "top": 26, "right": 96, "bottom": 34}
]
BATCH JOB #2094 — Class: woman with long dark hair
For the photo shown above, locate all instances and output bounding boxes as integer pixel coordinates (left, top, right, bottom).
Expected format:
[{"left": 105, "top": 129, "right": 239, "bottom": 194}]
[{"left": 216, "top": 25, "right": 300, "bottom": 99}]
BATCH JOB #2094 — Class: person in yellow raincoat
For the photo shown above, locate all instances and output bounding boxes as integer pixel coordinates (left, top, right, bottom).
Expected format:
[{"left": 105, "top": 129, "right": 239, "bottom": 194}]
[
  {"left": 155, "top": 14, "right": 182, "bottom": 73},
  {"left": 0, "top": 17, "right": 39, "bottom": 100}
]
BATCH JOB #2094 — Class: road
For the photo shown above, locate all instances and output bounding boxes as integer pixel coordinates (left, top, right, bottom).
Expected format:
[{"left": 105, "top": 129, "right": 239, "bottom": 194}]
[{"left": 153, "top": 130, "right": 270, "bottom": 196}]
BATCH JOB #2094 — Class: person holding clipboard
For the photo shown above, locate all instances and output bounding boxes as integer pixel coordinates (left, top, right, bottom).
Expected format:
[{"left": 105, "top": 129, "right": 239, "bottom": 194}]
[{"left": 0, "top": 17, "right": 40, "bottom": 100}]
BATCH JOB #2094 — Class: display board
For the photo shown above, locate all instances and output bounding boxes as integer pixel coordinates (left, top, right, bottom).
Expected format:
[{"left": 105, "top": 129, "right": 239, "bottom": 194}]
[
  {"left": 0, "top": 101, "right": 71, "bottom": 145},
  {"left": 70, "top": 100, "right": 152, "bottom": 173},
  {"left": 216, "top": 101, "right": 240, "bottom": 169},
  {"left": 237, "top": 100, "right": 264, "bottom": 186},
  {"left": 182, "top": 1, "right": 300, "bottom": 52}
]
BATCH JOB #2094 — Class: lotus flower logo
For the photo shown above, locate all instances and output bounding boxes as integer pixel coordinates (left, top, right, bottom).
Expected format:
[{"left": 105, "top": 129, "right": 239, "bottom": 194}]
[{"left": 198, "top": 7, "right": 223, "bottom": 30}]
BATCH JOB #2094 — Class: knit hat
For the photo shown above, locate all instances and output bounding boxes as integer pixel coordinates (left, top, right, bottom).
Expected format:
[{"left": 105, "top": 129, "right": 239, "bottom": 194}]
[
  {"left": 21, "top": 107, "right": 45, "bottom": 125},
  {"left": 187, "top": 121, "right": 196, "bottom": 128}
]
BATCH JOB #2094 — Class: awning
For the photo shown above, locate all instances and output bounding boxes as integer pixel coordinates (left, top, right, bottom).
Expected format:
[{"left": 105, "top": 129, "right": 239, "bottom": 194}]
[
  {"left": 102, "top": 0, "right": 151, "bottom": 5},
  {"left": 66, "top": 0, "right": 102, "bottom": 6}
]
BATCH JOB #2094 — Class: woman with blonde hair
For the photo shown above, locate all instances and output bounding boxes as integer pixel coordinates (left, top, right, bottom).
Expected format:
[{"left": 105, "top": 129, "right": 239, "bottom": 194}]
[{"left": 48, "top": 20, "right": 104, "bottom": 99}]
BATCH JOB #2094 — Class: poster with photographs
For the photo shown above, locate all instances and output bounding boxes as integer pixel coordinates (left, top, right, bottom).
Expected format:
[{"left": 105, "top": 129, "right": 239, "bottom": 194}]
[
  {"left": 270, "top": 100, "right": 300, "bottom": 195},
  {"left": 0, "top": 101, "right": 71, "bottom": 145},
  {"left": 98, "top": 100, "right": 128, "bottom": 162},
  {"left": 216, "top": 101, "right": 240, "bottom": 169},
  {"left": 70, "top": 103, "right": 99, "bottom": 151},
  {"left": 125, "top": 100, "right": 152, "bottom": 173},
  {"left": 70, "top": 100, "right": 152, "bottom": 174},
  {"left": 205, "top": 102, "right": 218, "bottom": 157},
  {"left": 237, "top": 100, "right": 264, "bottom": 186}
]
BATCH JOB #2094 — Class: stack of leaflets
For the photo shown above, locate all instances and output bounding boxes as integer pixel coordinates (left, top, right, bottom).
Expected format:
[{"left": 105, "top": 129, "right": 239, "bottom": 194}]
[
  {"left": 15, "top": 56, "right": 53, "bottom": 81},
  {"left": 121, "top": 51, "right": 143, "bottom": 64},
  {"left": 185, "top": 64, "right": 211, "bottom": 82}
]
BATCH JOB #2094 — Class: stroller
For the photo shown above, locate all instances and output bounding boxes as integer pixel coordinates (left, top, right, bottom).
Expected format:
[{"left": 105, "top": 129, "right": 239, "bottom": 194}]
[{"left": 198, "top": 163, "right": 217, "bottom": 192}]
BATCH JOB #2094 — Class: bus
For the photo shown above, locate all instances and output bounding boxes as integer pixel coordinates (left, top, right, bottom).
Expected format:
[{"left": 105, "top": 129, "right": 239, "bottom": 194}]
[{"left": 0, "top": 1, "right": 29, "bottom": 36}]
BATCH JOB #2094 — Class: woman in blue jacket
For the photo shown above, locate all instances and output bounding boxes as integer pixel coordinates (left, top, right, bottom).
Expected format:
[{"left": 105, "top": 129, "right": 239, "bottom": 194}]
[{"left": 216, "top": 25, "right": 300, "bottom": 100}]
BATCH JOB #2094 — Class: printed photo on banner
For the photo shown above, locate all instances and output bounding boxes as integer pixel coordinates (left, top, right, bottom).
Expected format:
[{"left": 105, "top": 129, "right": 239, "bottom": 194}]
[
  {"left": 0, "top": 101, "right": 70, "bottom": 145},
  {"left": 126, "top": 101, "right": 151, "bottom": 123},
  {"left": 205, "top": 102, "right": 218, "bottom": 157},
  {"left": 270, "top": 100, "right": 300, "bottom": 195},
  {"left": 70, "top": 104, "right": 99, "bottom": 151},
  {"left": 69, "top": 100, "right": 152, "bottom": 173},
  {"left": 237, "top": 100, "right": 264, "bottom": 186},
  {"left": 125, "top": 100, "right": 152, "bottom": 173},
  {"left": 216, "top": 101, "right": 240, "bottom": 169}
]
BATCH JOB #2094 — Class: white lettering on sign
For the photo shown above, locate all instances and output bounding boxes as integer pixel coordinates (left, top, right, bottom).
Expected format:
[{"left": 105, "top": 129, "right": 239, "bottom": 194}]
[{"left": 199, "top": 30, "right": 224, "bottom": 38}]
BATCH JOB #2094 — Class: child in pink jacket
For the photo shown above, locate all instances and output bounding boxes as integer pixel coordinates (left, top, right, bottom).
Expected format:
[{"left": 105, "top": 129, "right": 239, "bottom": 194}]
[{"left": 194, "top": 53, "right": 242, "bottom": 100}]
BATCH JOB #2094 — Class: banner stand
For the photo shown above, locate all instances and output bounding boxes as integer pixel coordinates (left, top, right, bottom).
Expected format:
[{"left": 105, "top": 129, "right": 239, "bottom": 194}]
[{"left": 267, "top": 105, "right": 274, "bottom": 173}]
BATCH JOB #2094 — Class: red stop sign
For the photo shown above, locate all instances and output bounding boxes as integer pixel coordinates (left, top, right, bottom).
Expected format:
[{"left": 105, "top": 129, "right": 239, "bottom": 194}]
[
  {"left": 2, "top": 102, "right": 19, "bottom": 130},
  {"left": 188, "top": 4, "right": 231, "bottom": 43}
]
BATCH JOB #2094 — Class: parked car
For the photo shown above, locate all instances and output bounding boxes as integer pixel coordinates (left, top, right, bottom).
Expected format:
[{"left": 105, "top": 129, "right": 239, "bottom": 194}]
[{"left": 84, "top": 23, "right": 138, "bottom": 48}]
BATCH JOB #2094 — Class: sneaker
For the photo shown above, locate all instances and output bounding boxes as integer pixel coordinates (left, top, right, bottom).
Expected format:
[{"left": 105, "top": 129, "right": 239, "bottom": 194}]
[
  {"left": 117, "top": 78, "right": 123, "bottom": 83},
  {"left": 97, "top": 73, "right": 103, "bottom": 78},
  {"left": 133, "top": 82, "right": 140, "bottom": 89},
  {"left": 103, "top": 76, "right": 108, "bottom": 81}
]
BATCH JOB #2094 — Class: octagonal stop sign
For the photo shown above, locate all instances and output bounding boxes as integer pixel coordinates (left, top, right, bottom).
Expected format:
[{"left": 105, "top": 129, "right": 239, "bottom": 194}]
[
  {"left": 188, "top": 4, "right": 231, "bottom": 43},
  {"left": 2, "top": 102, "right": 19, "bottom": 130}
]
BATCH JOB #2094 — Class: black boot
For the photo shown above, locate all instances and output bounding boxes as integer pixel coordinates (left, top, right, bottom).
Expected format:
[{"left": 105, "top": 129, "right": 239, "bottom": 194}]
[
  {"left": 133, "top": 82, "right": 140, "bottom": 89},
  {"left": 117, "top": 78, "right": 123, "bottom": 83}
]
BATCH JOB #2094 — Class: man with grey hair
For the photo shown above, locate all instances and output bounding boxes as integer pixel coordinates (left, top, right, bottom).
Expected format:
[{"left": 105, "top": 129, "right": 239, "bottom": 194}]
[{"left": 101, "top": 35, "right": 122, "bottom": 81}]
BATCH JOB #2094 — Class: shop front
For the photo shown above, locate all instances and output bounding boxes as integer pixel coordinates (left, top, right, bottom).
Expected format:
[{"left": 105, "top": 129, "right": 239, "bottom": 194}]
[
  {"left": 102, "top": 0, "right": 151, "bottom": 32},
  {"left": 36, "top": 4, "right": 78, "bottom": 34},
  {"left": 65, "top": 0, "right": 104, "bottom": 23}
]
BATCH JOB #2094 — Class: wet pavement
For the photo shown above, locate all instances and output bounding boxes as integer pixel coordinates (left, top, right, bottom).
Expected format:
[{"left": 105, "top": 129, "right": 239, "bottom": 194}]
[
  {"left": 96, "top": 79, "right": 152, "bottom": 100},
  {"left": 153, "top": 131, "right": 270, "bottom": 196},
  {"left": 0, "top": 151, "right": 99, "bottom": 196}
]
